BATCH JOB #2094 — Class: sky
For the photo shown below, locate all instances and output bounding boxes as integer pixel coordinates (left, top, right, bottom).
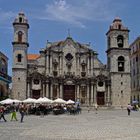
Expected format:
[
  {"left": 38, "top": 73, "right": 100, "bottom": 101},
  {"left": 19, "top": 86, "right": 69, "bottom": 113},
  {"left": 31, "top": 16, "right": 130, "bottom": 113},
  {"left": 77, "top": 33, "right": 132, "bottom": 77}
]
[{"left": 0, "top": 0, "right": 140, "bottom": 76}]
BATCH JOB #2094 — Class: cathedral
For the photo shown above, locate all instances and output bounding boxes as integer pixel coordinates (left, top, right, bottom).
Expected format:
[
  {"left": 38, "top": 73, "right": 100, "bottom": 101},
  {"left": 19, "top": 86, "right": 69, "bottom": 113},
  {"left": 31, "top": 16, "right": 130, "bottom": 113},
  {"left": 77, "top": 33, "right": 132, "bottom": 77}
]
[{"left": 12, "top": 12, "right": 131, "bottom": 107}]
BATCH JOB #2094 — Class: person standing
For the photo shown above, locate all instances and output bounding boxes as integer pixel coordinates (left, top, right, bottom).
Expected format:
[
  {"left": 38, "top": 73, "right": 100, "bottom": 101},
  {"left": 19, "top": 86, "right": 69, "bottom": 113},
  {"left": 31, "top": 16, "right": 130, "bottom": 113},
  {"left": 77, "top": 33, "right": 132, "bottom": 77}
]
[
  {"left": 127, "top": 104, "right": 132, "bottom": 115},
  {"left": 95, "top": 103, "right": 98, "bottom": 114},
  {"left": 10, "top": 102, "right": 18, "bottom": 121},
  {"left": 19, "top": 102, "right": 26, "bottom": 123},
  {"left": 0, "top": 105, "right": 7, "bottom": 122}
]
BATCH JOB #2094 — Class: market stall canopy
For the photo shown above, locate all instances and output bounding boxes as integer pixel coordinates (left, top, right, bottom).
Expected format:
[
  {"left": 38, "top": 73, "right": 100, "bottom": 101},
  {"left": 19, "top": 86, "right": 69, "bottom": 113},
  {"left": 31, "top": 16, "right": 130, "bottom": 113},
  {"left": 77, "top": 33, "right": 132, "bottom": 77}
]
[
  {"left": 43, "top": 97, "right": 53, "bottom": 103},
  {"left": 23, "top": 98, "right": 37, "bottom": 103},
  {"left": 0, "top": 98, "right": 14, "bottom": 104},
  {"left": 13, "top": 99, "right": 22, "bottom": 103},
  {"left": 53, "top": 98, "right": 66, "bottom": 104},
  {"left": 35, "top": 97, "right": 52, "bottom": 104},
  {"left": 66, "top": 99, "right": 75, "bottom": 104}
]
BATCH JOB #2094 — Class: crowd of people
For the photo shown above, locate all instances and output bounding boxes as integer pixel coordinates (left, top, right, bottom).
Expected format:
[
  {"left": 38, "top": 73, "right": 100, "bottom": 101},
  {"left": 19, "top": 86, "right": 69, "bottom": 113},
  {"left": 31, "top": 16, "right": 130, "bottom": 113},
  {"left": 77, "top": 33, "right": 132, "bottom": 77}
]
[
  {"left": 0, "top": 102, "right": 26, "bottom": 123},
  {"left": 0, "top": 102, "right": 82, "bottom": 123},
  {"left": 1, "top": 102, "right": 139, "bottom": 123}
]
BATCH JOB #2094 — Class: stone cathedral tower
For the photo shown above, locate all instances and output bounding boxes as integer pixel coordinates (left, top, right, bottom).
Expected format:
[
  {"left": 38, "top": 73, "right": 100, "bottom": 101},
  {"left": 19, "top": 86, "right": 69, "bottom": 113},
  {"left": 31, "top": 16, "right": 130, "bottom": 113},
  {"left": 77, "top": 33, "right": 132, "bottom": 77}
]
[
  {"left": 12, "top": 12, "right": 29, "bottom": 100},
  {"left": 106, "top": 17, "right": 131, "bottom": 107}
]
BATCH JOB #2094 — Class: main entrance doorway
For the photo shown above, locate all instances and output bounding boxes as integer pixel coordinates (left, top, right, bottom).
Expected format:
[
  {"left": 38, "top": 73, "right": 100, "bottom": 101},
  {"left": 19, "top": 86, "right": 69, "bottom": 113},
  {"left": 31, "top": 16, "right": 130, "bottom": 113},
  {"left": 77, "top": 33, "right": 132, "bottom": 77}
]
[
  {"left": 63, "top": 85, "right": 75, "bottom": 101},
  {"left": 32, "top": 90, "right": 40, "bottom": 99},
  {"left": 97, "top": 92, "right": 105, "bottom": 105}
]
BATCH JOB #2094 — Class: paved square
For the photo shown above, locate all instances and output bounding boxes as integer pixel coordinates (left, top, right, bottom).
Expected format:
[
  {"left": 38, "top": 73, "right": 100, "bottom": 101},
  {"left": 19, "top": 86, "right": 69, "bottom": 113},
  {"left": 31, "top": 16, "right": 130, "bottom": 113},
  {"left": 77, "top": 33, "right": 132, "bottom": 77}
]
[{"left": 0, "top": 109, "right": 140, "bottom": 140}]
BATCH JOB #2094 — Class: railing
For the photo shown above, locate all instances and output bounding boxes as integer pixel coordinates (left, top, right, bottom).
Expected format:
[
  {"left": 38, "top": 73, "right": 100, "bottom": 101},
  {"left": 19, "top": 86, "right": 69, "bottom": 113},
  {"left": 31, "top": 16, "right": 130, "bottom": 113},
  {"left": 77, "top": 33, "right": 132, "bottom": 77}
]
[{"left": 0, "top": 71, "right": 12, "bottom": 82}]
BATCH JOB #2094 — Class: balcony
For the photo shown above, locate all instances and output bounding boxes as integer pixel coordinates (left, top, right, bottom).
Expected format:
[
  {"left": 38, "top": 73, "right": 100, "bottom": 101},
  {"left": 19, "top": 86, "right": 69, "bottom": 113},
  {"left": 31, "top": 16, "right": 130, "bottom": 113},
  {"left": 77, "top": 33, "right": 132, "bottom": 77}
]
[{"left": 0, "top": 71, "right": 12, "bottom": 83}]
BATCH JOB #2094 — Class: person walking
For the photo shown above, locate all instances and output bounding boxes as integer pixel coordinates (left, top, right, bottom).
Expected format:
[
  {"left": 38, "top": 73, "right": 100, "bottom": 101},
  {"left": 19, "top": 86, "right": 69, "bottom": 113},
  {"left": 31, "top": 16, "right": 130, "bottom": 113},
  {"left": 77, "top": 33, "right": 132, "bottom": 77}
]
[
  {"left": 0, "top": 105, "right": 7, "bottom": 122},
  {"left": 127, "top": 104, "right": 132, "bottom": 115},
  {"left": 10, "top": 102, "right": 18, "bottom": 121},
  {"left": 19, "top": 102, "right": 26, "bottom": 123},
  {"left": 94, "top": 103, "right": 98, "bottom": 114}
]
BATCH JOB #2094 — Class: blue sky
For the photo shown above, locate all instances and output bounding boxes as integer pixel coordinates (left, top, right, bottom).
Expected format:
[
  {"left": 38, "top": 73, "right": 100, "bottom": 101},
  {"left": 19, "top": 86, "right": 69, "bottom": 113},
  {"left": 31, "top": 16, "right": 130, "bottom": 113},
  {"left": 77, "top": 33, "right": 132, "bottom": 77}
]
[{"left": 0, "top": 0, "right": 140, "bottom": 76}]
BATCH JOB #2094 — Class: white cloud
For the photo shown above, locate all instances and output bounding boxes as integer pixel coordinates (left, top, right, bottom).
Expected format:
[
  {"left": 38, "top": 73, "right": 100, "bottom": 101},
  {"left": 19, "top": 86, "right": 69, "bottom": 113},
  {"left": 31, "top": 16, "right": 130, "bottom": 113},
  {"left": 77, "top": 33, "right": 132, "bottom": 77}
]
[
  {"left": 0, "top": 9, "right": 15, "bottom": 30},
  {"left": 0, "top": 10, "right": 15, "bottom": 22},
  {"left": 38, "top": 0, "right": 123, "bottom": 28}
]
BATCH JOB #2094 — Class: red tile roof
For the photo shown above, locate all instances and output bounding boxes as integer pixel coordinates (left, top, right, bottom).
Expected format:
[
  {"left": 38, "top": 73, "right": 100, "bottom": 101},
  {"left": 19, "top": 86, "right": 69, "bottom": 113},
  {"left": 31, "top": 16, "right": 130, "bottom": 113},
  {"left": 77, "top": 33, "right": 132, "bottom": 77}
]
[{"left": 27, "top": 54, "right": 40, "bottom": 60}]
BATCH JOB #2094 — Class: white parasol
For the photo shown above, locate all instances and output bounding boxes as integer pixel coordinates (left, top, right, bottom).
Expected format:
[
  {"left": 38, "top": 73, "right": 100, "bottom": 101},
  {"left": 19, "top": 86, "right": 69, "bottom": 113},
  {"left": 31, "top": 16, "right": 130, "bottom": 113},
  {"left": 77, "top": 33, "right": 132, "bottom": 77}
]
[
  {"left": 66, "top": 99, "right": 75, "bottom": 104},
  {"left": 0, "top": 98, "right": 14, "bottom": 104},
  {"left": 23, "top": 98, "right": 37, "bottom": 103},
  {"left": 53, "top": 98, "right": 66, "bottom": 104}
]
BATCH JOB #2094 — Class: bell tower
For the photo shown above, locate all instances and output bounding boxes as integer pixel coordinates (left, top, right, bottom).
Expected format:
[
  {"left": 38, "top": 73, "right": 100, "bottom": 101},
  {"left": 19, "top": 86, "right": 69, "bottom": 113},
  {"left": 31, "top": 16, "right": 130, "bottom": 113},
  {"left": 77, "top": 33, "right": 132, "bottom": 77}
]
[
  {"left": 12, "top": 12, "right": 29, "bottom": 100},
  {"left": 106, "top": 17, "right": 131, "bottom": 107}
]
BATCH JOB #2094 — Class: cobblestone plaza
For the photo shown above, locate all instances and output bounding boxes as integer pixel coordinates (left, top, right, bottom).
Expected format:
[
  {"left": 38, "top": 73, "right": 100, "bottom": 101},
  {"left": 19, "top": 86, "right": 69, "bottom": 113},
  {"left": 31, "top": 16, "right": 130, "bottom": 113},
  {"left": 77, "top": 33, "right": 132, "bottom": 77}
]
[{"left": 0, "top": 109, "right": 140, "bottom": 140}]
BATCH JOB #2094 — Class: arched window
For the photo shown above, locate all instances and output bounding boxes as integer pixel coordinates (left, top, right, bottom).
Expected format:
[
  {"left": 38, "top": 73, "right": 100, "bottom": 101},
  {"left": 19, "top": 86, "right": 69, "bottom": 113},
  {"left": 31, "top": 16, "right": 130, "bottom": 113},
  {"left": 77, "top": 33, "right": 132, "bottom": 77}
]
[
  {"left": 1, "top": 58, "right": 7, "bottom": 73},
  {"left": 118, "top": 24, "right": 121, "bottom": 29},
  {"left": 118, "top": 56, "right": 125, "bottom": 72},
  {"left": 108, "top": 36, "right": 110, "bottom": 48},
  {"left": 19, "top": 17, "right": 22, "bottom": 23},
  {"left": 17, "top": 54, "right": 22, "bottom": 62},
  {"left": 117, "top": 35, "right": 124, "bottom": 48},
  {"left": 18, "top": 31, "right": 23, "bottom": 43},
  {"left": 82, "top": 65, "right": 86, "bottom": 72}
]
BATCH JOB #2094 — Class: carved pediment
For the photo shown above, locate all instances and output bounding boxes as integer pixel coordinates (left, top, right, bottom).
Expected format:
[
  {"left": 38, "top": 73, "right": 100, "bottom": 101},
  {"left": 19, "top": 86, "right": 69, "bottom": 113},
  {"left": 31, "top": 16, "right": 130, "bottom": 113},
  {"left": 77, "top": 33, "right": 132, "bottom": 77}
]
[
  {"left": 29, "top": 72, "right": 44, "bottom": 80},
  {"left": 96, "top": 74, "right": 107, "bottom": 82}
]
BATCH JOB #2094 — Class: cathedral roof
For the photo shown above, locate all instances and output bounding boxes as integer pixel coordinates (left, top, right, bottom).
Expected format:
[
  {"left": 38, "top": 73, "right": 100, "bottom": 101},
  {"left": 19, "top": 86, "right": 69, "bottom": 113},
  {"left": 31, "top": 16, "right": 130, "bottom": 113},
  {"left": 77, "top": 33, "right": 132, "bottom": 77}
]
[
  {"left": 27, "top": 54, "right": 40, "bottom": 60},
  {"left": 46, "top": 37, "right": 93, "bottom": 51}
]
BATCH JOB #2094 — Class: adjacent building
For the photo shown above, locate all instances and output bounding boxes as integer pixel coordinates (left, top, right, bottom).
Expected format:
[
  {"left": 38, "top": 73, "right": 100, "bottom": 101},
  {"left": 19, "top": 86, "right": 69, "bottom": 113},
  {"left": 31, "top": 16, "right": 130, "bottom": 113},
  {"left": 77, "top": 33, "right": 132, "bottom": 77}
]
[
  {"left": 12, "top": 13, "right": 131, "bottom": 107},
  {"left": 0, "top": 51, "right": 11, "bottom": 99},
  {"left": 130, "top": 37, "right": 140, "bottom": 103}
]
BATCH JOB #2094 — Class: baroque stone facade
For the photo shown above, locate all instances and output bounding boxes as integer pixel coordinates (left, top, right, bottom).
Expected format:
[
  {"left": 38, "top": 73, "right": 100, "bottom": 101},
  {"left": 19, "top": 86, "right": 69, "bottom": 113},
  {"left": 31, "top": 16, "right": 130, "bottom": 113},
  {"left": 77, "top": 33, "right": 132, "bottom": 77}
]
[{"left": 12, "top": 13, "right": 131, "bottom": 107}]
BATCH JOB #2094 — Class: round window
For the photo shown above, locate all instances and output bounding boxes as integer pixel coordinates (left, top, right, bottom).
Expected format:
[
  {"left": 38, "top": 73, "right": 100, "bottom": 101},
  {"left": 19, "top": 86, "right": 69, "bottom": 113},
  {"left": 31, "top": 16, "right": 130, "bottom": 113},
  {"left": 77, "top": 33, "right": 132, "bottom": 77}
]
[{"left": 98, "top": 81, "right": 103, "bottom": 87}]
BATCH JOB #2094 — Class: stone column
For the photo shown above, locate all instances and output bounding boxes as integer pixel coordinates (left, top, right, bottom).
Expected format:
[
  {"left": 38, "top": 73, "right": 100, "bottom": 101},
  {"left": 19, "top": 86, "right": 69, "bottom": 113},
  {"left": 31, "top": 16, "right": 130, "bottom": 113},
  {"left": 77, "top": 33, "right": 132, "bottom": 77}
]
[
  {"left": 75, "top": 85, "right": 77, "bottom": 101},
  {"left": 46, "top": 55, "right": 49, "bottom": 75},
  {"left": 50, "top": 83, "right": 53, "bottom": 99},
  {"left": 46, "top": 52, "right": 49, "bottom": 75},
  {"left": 42, "top": 84, "right": 44, "bottom": 97},
  {"left": 60, "top": 84, "right": 63, "bottom": 98},
  {"left": 61, "top": 54, "right": 63, "bottom": 75},
  {"left": 76, "top": 55, "right": 79, "bottom": 76},
  {"left": 77, "top": 85, "right": 80, "bottom": 99},
  {"left": 59, "top": 56, "right": 61, "bottom": 75},
  {"left": 87, "top": 55, "right": 90, "bottom": 76},
  {"left": 50, "top": 53, "right": 52, "bottom": 75},
  {"left": 93, "top": 84, "right": 97, "bottom": 104},
  {"left": 87, "top": 84, "right": 89, "bottom": 105},
  {"left": 41, "top": 82, "right": 43, "bottom": 97},
  {"left": 91, "top": 54, "right": 94, "bottom": 76},
  {"left": 91, "top": 84, "right": 93, "bottom": 105},
  {"left": 106, "top": 86, "right": 109, "bottom": 105},
  {"left": 57, "top": 85, "right": 59, "bottom": 98},
  {"left": 78, "top": 56, "right": 80, "bottom": 75},
  {"left": 59, "top": 54, "right": 63, "bottom": 75},
  {"left": 27, "top": 82, "right": 30, "bottom": 98},
  {"left": 46, "top": 83, "right": 49, "bottom": 98},
  {"left": 42, "top": 84, "right": 45, "bottom": 97}
]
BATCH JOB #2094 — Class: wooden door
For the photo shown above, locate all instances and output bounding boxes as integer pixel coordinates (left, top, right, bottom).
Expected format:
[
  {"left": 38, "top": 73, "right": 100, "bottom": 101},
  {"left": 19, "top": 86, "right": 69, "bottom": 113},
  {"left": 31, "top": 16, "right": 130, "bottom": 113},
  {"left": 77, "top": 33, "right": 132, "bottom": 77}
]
[
  {"left": 32, "top": 90, "right": 40, "bottom": 99},
  {"left": 63, "top": 85, "right": 75, "bottom": 101},
  {"left": 97, "top": 92, "right": 105, "bottom": 105}
]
